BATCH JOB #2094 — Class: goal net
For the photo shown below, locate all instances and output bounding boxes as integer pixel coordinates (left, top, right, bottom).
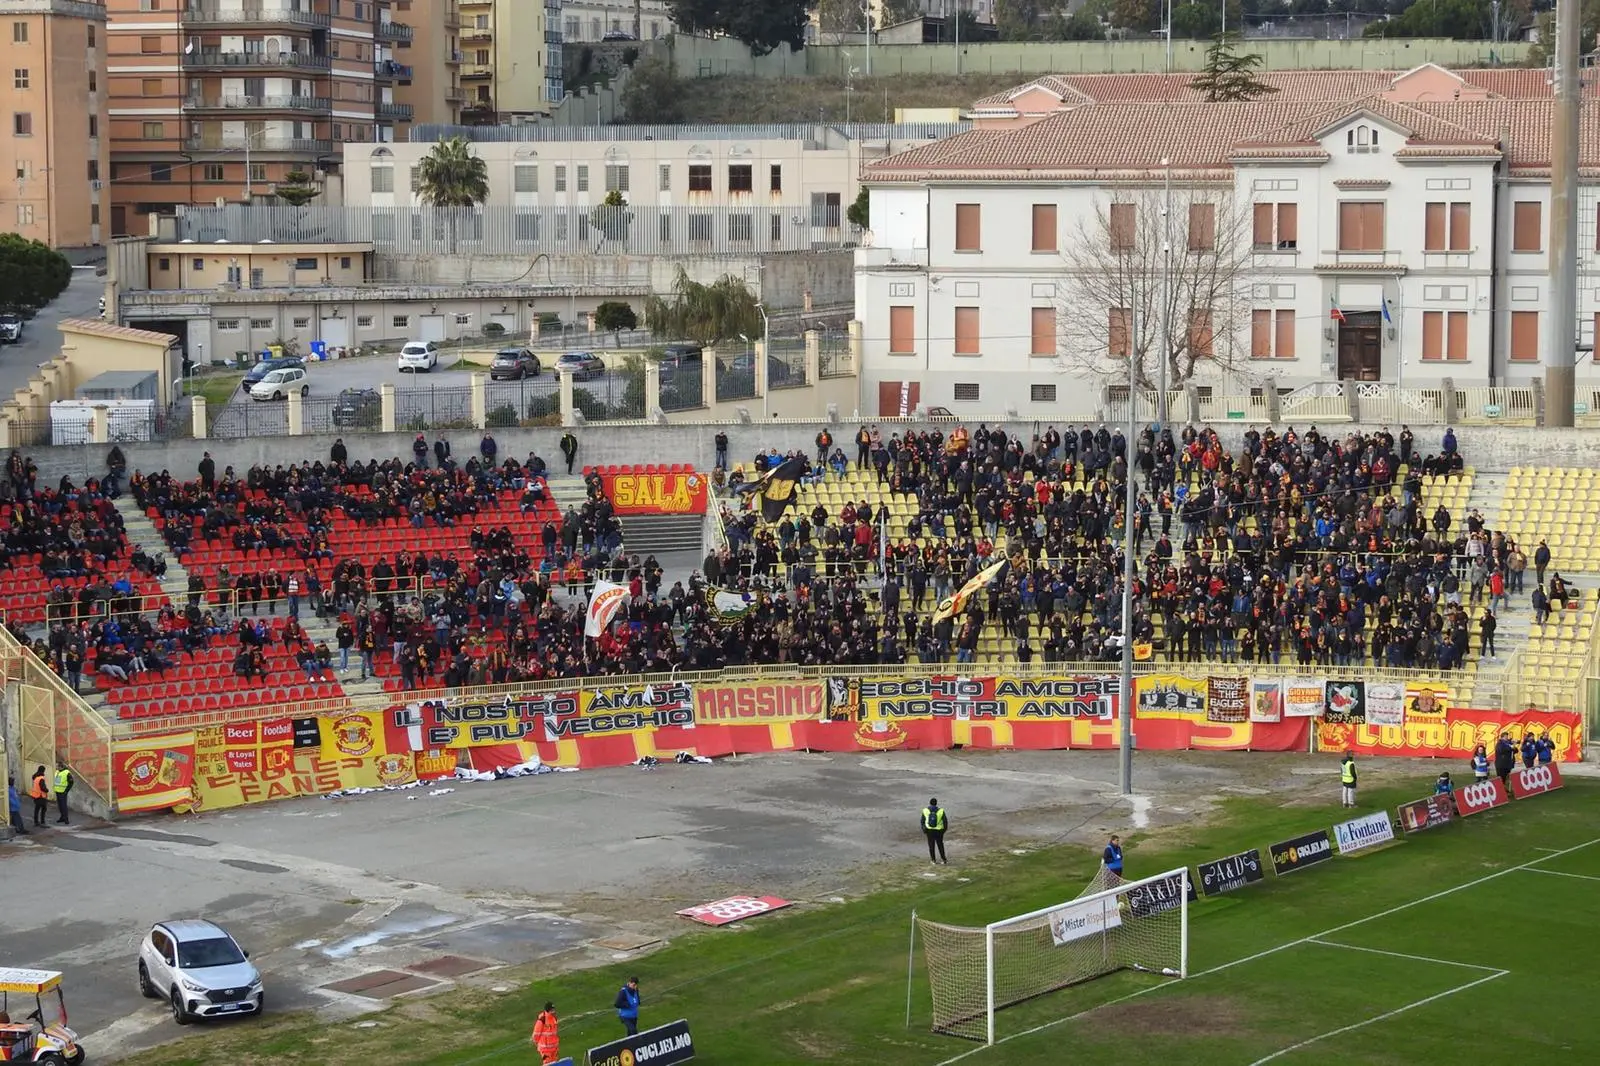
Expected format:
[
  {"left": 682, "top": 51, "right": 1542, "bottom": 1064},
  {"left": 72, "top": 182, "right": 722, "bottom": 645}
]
[{"left": 917, "top": 866, "right": 1189, "bottom": 1043}]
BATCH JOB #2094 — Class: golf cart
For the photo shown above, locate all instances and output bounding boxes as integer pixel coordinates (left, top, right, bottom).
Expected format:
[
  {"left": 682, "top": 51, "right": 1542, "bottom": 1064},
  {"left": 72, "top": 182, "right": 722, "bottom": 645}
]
[{"left": 0, "top": 969, "right": 83, "bottom": 1064}]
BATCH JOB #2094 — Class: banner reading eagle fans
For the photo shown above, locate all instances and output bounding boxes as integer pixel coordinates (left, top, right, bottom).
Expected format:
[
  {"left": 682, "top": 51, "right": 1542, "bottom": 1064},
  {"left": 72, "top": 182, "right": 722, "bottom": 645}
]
[{"left": 1316, "top": 708, "right": 1583, "bottom": 761}]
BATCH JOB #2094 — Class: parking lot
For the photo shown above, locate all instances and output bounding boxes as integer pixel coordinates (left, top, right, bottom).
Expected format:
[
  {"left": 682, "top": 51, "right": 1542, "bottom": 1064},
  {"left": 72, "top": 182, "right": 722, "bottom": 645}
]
[{"left": 207, "top": 346, "right": 636, "bottom": 438}]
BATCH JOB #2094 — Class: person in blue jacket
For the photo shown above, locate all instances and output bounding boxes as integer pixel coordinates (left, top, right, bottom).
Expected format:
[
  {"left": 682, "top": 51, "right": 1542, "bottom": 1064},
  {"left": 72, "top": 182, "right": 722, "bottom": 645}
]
[
  {"left": 1535, "top": 734, "right": 1556, "bottom": 765},
  {"left": 1471, "top": 743, "right": 1490, "bottom": 782},
  {"left": 1103, "top": 835, "right": 1124, "bottom": 879},
  {"left": 614, "top": 976, "right": 641, "bottom": 1036},
  {"left": 1494, "top": 732, "right": 1518, "bottom": 786},
  {"left": 1434, "top": 771, "right": 1454, "bottom": 795},
  {"left": 1520, "top": 732, "right": 1538, "bottom": 769}
]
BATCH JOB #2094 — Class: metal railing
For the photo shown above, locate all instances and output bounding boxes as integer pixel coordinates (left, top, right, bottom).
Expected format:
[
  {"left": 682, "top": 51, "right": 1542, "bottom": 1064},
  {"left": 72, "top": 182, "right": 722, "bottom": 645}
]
[
  {"left": 176, "top": 204, "right": 863, "bottom": 256},
  {"left": 818, "top": 329, "right": 852, "bottom": 379},
  {"left": 182, "top": 4, "right": 331, "bottom": 28},
  {"left": 375, "top": 60, "right": 414, "bottom": 79},
  {"left": 184, "top": 136, "right": 334, "bottom": 154},
  {"left": 182, "top": 49, "right": 332, "bottom": 71},
  {"left": 376, "top": 20, "right": 414, "bottom": 40},
  {"left": 184, "top": 94, "right": 331, "bottom": 112},
  {"left": 408, "top": 121, "right": 970, "bottom": 144},
  {"left": 376, "top": 101, "right": 415, "bottom": 121}
]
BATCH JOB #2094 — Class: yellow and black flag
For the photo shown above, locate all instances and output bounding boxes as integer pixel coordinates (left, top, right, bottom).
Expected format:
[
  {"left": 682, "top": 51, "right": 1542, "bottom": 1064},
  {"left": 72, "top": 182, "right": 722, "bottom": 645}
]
[
  {"left": 755, "top": 456, "right": 807, "bottom": 522},
  {"left": 933, "top": 557, "right": 1009, "bottom": 624}
]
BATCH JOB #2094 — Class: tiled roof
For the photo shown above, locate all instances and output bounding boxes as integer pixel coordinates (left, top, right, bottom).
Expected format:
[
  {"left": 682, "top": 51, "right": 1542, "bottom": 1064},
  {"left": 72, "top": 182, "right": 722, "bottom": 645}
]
[
  {"left": 870, "top": 73, "right": 1600, "bottom": 181},
  {"left": 58, "top": 319, "right": 175, "bottom": 346}
]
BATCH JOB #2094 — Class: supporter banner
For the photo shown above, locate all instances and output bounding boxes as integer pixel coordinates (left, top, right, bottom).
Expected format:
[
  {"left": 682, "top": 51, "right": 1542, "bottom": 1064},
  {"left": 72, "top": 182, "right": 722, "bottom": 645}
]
[
  {"left": 1196, "top": 849, "right": 1265, "bottom": 897},
  {"left": 1126, "top": 871, "right": 1196, "bottom": 917},
  {"left": 1405, "top": 680, "right": 1449, "bottom": 717},
  {"left": 220, "top": 718, "right": 296, "bottom": 774},
  {"left": 694, "top": 681, "right": 825, "bottom": 724},
  {"left": 587, "top": 1019, "right": 696, "bottom": 1066},
  {"left": 1049, "top": 895, "right": 1122, "bottom": 946},
  {"left": 828, "top": 676, "right": 1119, "bottom": 722},
  {"left": 1136, "top": 674, "right": 1206, "bottom": 716},
  {"left": 568, "top": 682, "right": 695, "bottom": 739},
  {"left": 1453, "top": 778, "right": 1509, "bottom": 818},
  {"left": 1207, "top": 677, "right": 1249, "bottom": 723},
  {"left": 1269, "top": 829, "right": 1334, "bottom": 875},
  {"left": 1365, "top": 683, "right": 1404, "bottom": 728},
  {"left": 1323, "top": 681, "right": 1365, "bottom": 725},
  {"left": 1511, "top": 763, "right": 1563, "bottom": 799},
  {"left": 1250, "top": 679, "right": 1283, "bottom": 724},
  {"left": 585, "top": 580, "right": 628, "bottom": 638},
  {"left": 1334, "top": 810, "right": 1396, "bottom": 855},
  {"left": 185, "top": 748, "right": 416, "bottom": 811},
  {"left": 1397, "top": 794, "right": 1454, "bottom": 834},
  {"left": 1283, "top": 678, "right": 1326, "bottom": 718},
  {"left": 676, "top": 895, "right": 793, "bottom": 927},
  {"left": 386, "top": 696, "right": 569, "bottom": 750},
  {"left": 1316, "top": 709, "right": 1583, "bottom": 762},
  {"left": 112, "top": 731, "right": 197, "bottom": 813},
  {"left": 413, "top": 749, "right": 460, "bottom": 781},
  {"left": 601, "top": 469, "right": 709, "bottom": 515},
  {"left": 323, "top": 710, "right": 393, "bottom": 756}
]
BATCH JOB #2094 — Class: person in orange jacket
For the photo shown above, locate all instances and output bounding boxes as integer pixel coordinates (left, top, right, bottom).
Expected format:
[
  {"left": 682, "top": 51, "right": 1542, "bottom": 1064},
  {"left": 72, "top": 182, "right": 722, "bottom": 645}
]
[{"left": 531, "top": 1001, "right": 560, "bottom": 1064}]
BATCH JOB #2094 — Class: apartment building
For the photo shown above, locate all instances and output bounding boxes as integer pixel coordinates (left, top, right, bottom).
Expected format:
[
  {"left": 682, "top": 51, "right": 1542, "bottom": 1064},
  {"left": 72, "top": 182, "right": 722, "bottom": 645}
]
[
  {"left": 1, "top": 0, "right": 110, "bottom": 250},
  {"left": 560, "top": 0, "right": 674, "bottom": 42},
  {"left": 104, "top": 0, "right": 420, "bottom": 234},
  {"left": 388, "top": 0, "right": 462, "bottom": 132},
  {"left": 458, "top": 0, "right": 555, "bottom": 121},
  {"left": 856, "top": 64, "right": 1600, "bottom": 417}
]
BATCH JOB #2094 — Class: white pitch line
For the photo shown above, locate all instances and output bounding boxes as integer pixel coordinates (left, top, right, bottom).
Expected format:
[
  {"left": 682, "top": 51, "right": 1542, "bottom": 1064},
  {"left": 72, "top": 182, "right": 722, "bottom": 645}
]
[
  {"left": 1523, "top": 867, "right": 1600, "bottom": 883},
  {"left": 1534, "top": 847, "right": 1565, "bottom": 853},
  {"left": 1244, "top": 969, "right": 1509, "bottom": 1065},
  {"left": 1306, "top": 939, "right": 1504, "bottom": 973},
  {"left": 929, "top": 835, "right": 1600, "bottom": 1066}
]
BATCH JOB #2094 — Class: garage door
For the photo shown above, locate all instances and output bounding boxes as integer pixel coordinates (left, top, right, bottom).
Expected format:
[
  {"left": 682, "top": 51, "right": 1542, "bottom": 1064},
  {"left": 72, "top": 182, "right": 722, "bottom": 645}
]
[
  {"left": 489, "top": 313, "right": 518, "bottom": 336},
  {"left": 418, "top": 315, "right": 447, "bottom": 343},
  {"left": 318, "top": 317, "right": 349, "bottom": 348}
]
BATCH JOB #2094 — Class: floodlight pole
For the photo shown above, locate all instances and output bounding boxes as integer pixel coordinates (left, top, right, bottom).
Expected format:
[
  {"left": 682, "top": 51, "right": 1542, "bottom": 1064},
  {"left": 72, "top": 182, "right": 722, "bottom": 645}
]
[{"left": 1119, "top": 289, "right": 1139, "bottom": 796}]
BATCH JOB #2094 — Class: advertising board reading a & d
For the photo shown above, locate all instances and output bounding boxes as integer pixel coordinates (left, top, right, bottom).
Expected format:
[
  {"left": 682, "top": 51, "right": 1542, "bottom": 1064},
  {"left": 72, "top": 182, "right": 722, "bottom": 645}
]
[{"left": 1196, "top": 849, "right": 1265, "bottom": 897}]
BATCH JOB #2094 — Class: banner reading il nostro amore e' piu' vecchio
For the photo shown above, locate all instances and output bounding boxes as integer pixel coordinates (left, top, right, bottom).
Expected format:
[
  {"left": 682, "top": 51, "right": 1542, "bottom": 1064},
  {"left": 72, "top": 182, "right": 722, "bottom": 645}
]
[{"left": 110, "top": 675, "right": 1583, "bottom": 814}]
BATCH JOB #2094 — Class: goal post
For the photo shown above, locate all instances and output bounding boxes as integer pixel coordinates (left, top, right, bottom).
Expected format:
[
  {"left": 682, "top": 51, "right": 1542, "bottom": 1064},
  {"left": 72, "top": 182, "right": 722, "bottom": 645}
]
[{"left": 917, "top": 866, "right": 1190, "bottom": 1044}]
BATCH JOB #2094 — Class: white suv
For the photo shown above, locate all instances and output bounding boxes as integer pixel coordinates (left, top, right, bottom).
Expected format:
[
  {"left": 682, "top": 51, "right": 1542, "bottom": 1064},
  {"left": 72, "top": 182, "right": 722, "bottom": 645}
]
[
  {"left": 138, "top": 919, "right": 264, "bottom": 1024},
  {"left": 398, "top": 340, "right": 441, "bottom": 372}
]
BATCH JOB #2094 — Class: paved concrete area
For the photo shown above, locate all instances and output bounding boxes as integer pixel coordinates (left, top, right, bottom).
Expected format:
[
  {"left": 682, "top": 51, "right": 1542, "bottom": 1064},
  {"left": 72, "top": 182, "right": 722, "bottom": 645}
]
[
  {"left": 0, "top": 748, "right": 1365, "bottom": 1062},
  {"left": 0, "top": 268, "right": 105, "bottom": 398}
]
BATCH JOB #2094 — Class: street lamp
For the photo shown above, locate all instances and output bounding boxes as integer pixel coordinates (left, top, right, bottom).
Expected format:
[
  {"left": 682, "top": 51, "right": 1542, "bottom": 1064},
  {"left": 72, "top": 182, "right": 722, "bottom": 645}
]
[{"left": 1117, "top": 285, "right": 1141, "bottom": 796}]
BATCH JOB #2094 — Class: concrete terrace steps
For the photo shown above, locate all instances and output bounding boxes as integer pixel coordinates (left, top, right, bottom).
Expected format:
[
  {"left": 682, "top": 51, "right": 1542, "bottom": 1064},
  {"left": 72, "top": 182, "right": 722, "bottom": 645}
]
[
  {"left": 113, "top": 496, "right": 193, "bottom": 604},
  {"left": 617, "top": 513, "right": 705, "bottom": 556}
]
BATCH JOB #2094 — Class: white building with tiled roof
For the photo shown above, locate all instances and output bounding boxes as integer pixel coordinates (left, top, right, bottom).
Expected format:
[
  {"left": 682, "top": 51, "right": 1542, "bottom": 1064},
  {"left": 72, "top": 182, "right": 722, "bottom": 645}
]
[{"left": 854, "top": 63, "right": 1600, "bottom": 418}]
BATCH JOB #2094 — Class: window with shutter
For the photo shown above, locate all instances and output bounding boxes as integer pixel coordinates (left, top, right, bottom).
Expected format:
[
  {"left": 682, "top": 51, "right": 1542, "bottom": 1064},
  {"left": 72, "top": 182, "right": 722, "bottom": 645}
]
[
  {"left": 889, "top": 306, "right": 914, "bottom": 354},
  {"left": 955, "top": 203, "right": 980, "bottom": 251},
  {"left": 954, "top": 307, "right": 980, "bottom": 355}
]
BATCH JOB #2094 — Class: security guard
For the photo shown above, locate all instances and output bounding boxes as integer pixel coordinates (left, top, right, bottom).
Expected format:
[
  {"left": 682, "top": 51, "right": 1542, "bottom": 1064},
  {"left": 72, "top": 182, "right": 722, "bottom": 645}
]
[
  {"left": 530, "top": 1000, "right": 560, "bottom": 1064},
  {"left": 1340, "top": 750, "right": 1358, "bottom": 808},
  {"left": 921, "top": 798, "right": 948, "bottom": 865},
  {"left": 52, "top": 762, "right": 72, "bottom": 825},
  {"left": 1103, "top": 835, "right": 1124, "bottom": 878}
]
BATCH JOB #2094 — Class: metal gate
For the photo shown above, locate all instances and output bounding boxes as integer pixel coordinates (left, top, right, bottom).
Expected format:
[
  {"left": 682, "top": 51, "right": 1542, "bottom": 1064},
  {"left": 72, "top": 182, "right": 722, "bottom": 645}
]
[{"left": 16, "top": 683, "right": 54, "bottom": 780}]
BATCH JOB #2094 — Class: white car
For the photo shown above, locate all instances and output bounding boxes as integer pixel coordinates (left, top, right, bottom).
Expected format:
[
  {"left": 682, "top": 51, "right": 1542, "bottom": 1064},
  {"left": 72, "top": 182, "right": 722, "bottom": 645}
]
[
  {"left": 248, "top": 366, "right": 308, "bottom": 401},
  {"left": 398, "top": 340, "right": 441, "bottom": 372},
  {"left": 138, "top": 918, "right": 264, "bottom": 1024}
]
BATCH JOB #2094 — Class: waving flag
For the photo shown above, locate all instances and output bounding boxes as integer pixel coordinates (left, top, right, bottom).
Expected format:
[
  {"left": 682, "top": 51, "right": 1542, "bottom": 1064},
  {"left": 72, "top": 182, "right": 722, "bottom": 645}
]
[
  {"left": 934, "top": 558, "right": 1009, "bottom": 624},
  {"left": 585, "top": 579, "right": 629, "bottom": 637}
]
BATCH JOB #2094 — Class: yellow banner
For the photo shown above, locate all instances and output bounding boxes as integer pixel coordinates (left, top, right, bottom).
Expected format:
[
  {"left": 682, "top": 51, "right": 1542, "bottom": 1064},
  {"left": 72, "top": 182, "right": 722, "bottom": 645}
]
[
  {"left": 185, "top": 748, "right": 415, "bottom": 811},
  {"left": 1135, "top": 674, "right": 1208, "bottom": 720}
]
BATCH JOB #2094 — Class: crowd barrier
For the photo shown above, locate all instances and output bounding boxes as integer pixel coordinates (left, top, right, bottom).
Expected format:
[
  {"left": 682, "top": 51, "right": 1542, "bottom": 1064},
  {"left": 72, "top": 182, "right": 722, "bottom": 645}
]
[{"left": 107, "top": 672, "right": 1585, "bottom": 816}]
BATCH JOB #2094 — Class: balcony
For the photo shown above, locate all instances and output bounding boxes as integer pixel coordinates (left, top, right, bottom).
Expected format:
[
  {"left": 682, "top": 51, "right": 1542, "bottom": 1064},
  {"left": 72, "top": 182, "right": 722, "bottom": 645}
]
[
  {"left": 462, "top": 63, "right": 492, "bottom": 79},
  {"left": 443, "top": 3, "right": 461, "bottom": 29},
  {"left": 447, "top": 50, "right": 464, "bottom": 65},
  {"left": 444, "top": 85, "right": 466, "bottom": 104},
  {"left": 376, "top": 101, "right": 414, "bottom": 121},
  {"left": 184, "top": 136, "right": 334, "bottom": 154},
  {"left": 181, "top": 4, "right": 331, "bottom": 29},
  {"left": 462, "top": 29, "right": 491, "bottom": 43},
  {"left": 373, "top": 60, "right": 413, "bottom": 80},
  {"left": 182, "top": 49, "right": 332, "bottom": 72},
  {"left": 376, "top": 20, "right": 413, "bottom": 41},
  {"left": 1313, "top": 249, "right": 1407, "bottom": 274},
  {"left": 184, "top": 94, "right": 331, "bottom": 113}
]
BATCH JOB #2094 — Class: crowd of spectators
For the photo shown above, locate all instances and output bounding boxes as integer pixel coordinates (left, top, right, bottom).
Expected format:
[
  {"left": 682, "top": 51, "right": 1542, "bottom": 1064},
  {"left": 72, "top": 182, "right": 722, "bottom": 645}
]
[{"left": 710, "top": 422, "right": 1537, "bottom": 672}]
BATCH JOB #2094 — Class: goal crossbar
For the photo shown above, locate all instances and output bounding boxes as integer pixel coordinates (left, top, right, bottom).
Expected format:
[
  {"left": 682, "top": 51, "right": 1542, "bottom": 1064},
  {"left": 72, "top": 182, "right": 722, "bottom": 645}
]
[{"left": 920, "top": 866, "right": 1190, "bottom": 1044}]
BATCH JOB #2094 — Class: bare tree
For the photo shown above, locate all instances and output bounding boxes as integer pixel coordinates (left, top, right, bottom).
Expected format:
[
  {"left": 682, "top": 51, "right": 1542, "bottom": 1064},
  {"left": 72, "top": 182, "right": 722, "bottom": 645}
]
[{"left": 1054, "top": 185, "right": 1255, "bottom": 393}]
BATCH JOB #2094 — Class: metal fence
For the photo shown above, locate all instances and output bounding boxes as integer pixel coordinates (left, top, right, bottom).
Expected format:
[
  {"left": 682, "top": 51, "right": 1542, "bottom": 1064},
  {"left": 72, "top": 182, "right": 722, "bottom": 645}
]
[
  {"left": 178, "top": 204, "right": 864, "bottom": 257},
  {"left": 769, "top": 333, "right": 809, "bottom": 389},
  {"left": 660, "top": 368, "right": 704, "bottom": 412},
  {"left": 818, "top": 329, "right": 852, "bottom": 378},
  {"left": 393, "top": 385, "right": 476, "bottom": 432},
  {"left": 572, "top": 368, "right": 645, "bottom": 421},
  {"left": 408, "top": 121, "right": 969, "bottom": 143},
  {"left": 485, "top": 376, "right": 562, "bottom": 426}
]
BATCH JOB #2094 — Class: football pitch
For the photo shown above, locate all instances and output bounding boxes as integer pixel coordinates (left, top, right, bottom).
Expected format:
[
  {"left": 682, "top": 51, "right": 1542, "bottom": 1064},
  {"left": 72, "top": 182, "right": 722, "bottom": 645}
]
[{"left": 124, "top": 775, "right": 1600, "bottom": 1066}]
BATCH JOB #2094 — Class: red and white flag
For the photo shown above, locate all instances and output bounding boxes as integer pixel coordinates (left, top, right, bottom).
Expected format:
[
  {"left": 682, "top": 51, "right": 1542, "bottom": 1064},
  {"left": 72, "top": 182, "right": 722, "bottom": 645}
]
[{"left": 585, "top": 580, "right": 629, "bottom": 638}]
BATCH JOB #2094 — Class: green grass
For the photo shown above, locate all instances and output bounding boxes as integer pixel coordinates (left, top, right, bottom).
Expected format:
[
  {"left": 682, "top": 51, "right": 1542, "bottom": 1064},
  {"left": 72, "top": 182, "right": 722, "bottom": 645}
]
[
  {"left": 119, "top": 777, "right": 1600, "bottom": 1066},
  {"left": 183, "top": 371, "right": 244, "bottom": 406}
]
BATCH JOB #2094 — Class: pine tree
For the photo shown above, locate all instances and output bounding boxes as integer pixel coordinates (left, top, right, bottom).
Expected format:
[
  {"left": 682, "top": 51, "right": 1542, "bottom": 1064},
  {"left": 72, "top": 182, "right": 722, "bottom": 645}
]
[{"left": 1190, "top": 32, "right": 1278, "bottom": 103}]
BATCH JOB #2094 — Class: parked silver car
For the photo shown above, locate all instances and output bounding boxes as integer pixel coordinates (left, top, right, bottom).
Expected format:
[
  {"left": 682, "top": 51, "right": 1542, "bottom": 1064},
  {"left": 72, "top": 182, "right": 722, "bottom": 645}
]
[{"left": 137, "top": 919, "right": 264, "bottom": 1024}]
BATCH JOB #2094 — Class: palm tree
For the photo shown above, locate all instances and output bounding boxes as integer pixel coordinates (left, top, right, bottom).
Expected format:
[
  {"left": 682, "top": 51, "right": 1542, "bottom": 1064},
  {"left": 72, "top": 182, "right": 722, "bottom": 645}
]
[{"left": 415, "top": 135, "right": 489, "bottom": 252}]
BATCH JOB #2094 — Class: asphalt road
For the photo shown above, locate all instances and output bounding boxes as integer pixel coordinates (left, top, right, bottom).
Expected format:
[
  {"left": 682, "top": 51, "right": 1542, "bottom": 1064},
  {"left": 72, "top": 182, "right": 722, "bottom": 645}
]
[
  {"left": 0, "top": 748, "right": 1317, "bottom": 1063},
  {"left": 0, "top": 268, "right": 105, "bottom": 397},
  {"left": 207, "top": 349, "right": 634, "bottom": 439}
]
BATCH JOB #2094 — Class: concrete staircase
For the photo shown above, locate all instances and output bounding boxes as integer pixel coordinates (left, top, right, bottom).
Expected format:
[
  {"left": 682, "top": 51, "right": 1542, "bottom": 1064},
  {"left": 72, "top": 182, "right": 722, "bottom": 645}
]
[
  {"left": 113, "top": 496, "right": 193, "bottom": 608},
  {"left": 1459, "top": 469, "right": 1526, "bottom": 708},
  {"left": 544, "top": 474, "right": 704, "bottom": 556}
]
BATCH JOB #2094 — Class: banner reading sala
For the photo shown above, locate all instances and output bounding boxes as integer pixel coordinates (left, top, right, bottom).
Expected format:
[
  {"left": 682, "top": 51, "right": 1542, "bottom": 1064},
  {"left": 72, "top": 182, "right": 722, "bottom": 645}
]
[{"left": 601, "top": 470, "right": 709, "bottom": 515}]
